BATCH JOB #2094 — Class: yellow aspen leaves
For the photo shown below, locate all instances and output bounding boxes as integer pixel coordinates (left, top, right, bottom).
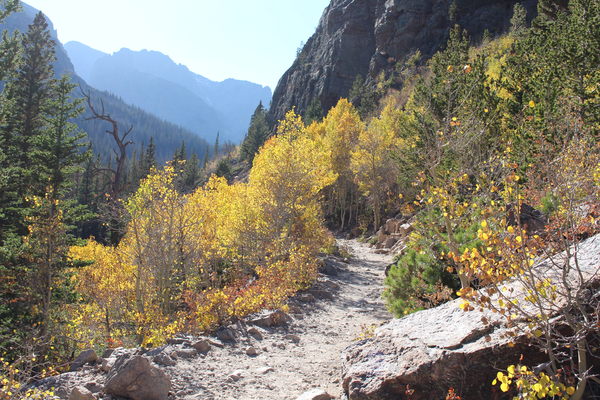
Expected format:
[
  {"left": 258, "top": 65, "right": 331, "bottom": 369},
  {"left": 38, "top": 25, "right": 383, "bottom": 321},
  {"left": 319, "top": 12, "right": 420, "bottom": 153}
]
[{"left": 68, "top": 111, "right": 337, "bottom": 347}]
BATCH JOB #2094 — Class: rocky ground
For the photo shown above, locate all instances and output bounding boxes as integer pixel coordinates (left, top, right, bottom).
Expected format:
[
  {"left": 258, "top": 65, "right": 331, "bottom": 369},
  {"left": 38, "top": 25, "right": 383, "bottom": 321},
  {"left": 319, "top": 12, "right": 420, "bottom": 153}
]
[
  {"left": 169, "top": 239, "right": 393, "bottom": 400},
  {"left": 53, "top": 239, "right": 394, "bottom": 400}
]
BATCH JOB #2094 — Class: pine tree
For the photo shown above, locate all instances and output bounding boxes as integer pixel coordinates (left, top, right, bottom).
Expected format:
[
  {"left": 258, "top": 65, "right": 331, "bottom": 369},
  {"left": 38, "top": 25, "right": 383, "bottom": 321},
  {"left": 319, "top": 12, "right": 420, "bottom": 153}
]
[
  {"left": 0, "top": 12, "right": 56, "bottom": 239},
  {"left": 3, "top": 12, "right": 56, "bottom": 192},
  {"left": 36, "top": 76, "right": 89, "bottom": 199},
  {"left": 214, "top": 132, "right": 220, "bottom": 158},
  {"left": 536, "top": 0, "right": 569, "bottom": 26},
  {"left": 143, "top": 137, "right": 156, "bottom": 174},
  {"left": 203, "top": 146, "right": 209, "bottom": 170},
  {"left": 181, "top": 153, "right": 201, "bottom": 193},
  {"left": 510, "top": 3, "right": 528, "bottom": 34},
  {"left": 240, "top": 102, "right": 270, "bottom": 163},
  {"left": 304, "top": 97, "right": 323, "bottom": 124}
]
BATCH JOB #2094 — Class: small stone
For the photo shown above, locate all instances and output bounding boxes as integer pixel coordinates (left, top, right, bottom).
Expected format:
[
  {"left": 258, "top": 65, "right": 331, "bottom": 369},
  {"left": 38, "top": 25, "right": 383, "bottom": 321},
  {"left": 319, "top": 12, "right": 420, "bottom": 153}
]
[
  {"left": 69, "top": 386, "right": 95, "bottom": 400},
  {"left": 297, "top": 293, "right": 316, "bottom": 303},
  {"left": 174, "top": 348, "right": 197, "bottom": 359},
  {"left": 207, "top": 338, "right": 225, "bottom": 348},
  {"left": 70, "top": 349, "right": 98, "bottom": 372},
  {"left": 228, "top": 369, "right": 244, "bottom": 382},
  {"left": 245, "top": 346, "right": 258, "bottom": 356},
  {"left": 256, "top": 366, "right": 274, "bottom": 374},
  {"left": 307, "top": 289, "right": 333, "bottom": 300},
  {"left": 249, "top": 310, "right": 292, "bottom": 328},
  {"left": 216, "top": 327, "right": 237, "bottom": 342},
  {"left": 153, "top": 353, "right": 176, "bottom": 367},
  {"left": 84, "top": 382, "right": 102, "bottom": 393},
  {"left": 100, "top": 357, "right": 114, "bottom": 372},
  {"left": 144, "top": 346, "right": 167, "bottom": 357},
  {"left": 285, "top": 334, "right": 301, "bottom": 344},
  {"left": 101, "top": 349, "right": 114, "bottom": 358},
  {"left": 296, "top": 389, "right": 334, "bottom": 400},
  {"left": 247, "top": 327, "right": 264, "bottom": 341},
  {"left": 192, "top": 339, "right": 211, "bottom": 354},
  {"left": 166, "top": 337, "right": 188, "bottom": 345}
]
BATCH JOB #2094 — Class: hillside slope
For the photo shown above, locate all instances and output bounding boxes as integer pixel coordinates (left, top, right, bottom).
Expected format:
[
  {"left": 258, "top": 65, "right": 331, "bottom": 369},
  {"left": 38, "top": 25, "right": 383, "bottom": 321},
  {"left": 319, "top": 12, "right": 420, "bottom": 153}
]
[{"left": 1, "top": 3, "right": 210, "bottom": 163}]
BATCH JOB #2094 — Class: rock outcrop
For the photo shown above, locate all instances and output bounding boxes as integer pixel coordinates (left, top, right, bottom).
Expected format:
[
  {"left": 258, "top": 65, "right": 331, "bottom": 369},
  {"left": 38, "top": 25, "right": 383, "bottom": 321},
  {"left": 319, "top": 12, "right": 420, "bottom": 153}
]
[
  {"left": 342, "top": 233, "right": 600, "bottom": 399},
  {"left": 269, "top": 0, "right": 537, "bottom": 123}
]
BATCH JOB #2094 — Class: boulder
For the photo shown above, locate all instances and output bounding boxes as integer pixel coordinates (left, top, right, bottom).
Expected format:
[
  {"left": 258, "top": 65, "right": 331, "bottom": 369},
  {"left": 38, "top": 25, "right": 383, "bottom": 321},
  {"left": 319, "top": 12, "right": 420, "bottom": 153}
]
[
  {"left": 70, "top": 349, "right": 98, "bottom": 372},
  {"left": 69, "top": 386, "right": 95, "bottom": 400},
  {"left": 343, "top": 234, "right": 600, "bottom": 399},
  {"left": 296, "top": 389, "right": 334, "bottom": 400},
  {"left": 104, "top": 355, "right": 171, "bottom": 400},
  {"left": 399, "top": 223, "right": 413, "bottom": 235}
]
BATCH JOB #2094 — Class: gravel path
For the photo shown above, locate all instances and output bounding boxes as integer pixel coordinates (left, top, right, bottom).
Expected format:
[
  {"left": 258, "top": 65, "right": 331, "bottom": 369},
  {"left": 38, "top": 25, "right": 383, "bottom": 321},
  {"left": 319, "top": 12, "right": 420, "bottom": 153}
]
[{"left": 170, "top": 239, "right": 394, "bottom": 400}]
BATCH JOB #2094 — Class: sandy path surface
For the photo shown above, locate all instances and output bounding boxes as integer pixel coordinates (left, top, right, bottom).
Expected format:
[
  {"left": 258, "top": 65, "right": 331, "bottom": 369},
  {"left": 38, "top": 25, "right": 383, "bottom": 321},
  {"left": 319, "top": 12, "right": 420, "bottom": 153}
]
[{"left": 170, "top": 239, "right": 394, "bottom": 400}]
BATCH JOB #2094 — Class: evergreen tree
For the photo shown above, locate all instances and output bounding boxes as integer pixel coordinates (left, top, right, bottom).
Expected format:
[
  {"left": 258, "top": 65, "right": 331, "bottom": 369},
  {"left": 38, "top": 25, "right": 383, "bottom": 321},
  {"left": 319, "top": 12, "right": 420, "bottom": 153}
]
[
  {"left": 215, "top": 158, "right": 232, "bottom": 182},
  {"left": 3, "top": 12, "right": 55, "bottom": 193},
  {"left": 535, "top": 0, "right": 569, "bottom": 26},
  {"left": 510, "top": 3, "right": 528, "bottom": 34},
  {"left": 181, "top": 153, "right": 201, "bottom": 193},
  {"left": 143, "top": 137, "right": 156, "bottom": 174},
  {"left": 0, "top": 12, "right": 56, "bottom": 240},
  {"left": 214, "top": 131, "right": 220, "bottom": 158},
  {"left": 304, "top": 97, "right": 323, "bottom": 124},
  {"left": 203, "top": 146, "right": 209, "bottom": 170},
  {"left": 36, "top": 76, "right": 89, "bottom": 199},
  {"left": 240, "top": 102, "right": 270, "bottom": 163}
]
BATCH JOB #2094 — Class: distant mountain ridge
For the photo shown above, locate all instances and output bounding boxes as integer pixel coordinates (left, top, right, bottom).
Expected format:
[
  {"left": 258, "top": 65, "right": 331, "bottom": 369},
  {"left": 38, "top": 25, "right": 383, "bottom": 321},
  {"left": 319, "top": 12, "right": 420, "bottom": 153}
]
[
  {"left": 65, "top": 42, "right": 272, "bottom": 143},
  {"left": 1, "top": 3, "right": 212, "bottom": 163}
]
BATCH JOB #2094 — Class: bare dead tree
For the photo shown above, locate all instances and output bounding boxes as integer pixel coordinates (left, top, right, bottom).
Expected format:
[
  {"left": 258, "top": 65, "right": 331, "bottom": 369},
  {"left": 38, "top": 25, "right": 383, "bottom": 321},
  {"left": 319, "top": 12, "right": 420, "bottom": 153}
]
[{"left": 81, "top": 89, "right": 133, "bottom": 197}]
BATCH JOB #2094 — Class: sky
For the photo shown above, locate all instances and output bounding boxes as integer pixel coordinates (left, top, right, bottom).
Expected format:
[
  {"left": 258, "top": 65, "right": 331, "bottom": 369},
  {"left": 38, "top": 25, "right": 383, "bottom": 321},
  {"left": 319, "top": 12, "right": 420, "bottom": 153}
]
[{"left": 24, "top": 0, "right": 331, "bottom": 90}]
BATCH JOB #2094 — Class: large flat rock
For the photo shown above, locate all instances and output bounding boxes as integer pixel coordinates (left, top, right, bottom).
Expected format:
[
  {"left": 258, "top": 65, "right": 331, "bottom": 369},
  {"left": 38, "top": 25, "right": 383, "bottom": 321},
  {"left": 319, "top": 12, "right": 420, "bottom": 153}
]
[{"left": 342, "top": 234, "right": 600, "bottom": 399}]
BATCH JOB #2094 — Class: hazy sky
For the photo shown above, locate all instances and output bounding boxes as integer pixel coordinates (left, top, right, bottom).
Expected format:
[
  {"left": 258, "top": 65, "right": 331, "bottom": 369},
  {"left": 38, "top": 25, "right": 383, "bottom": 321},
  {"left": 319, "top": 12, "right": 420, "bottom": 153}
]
[{"left": 24, "top": 0, "right": 330, "bottom": 90}]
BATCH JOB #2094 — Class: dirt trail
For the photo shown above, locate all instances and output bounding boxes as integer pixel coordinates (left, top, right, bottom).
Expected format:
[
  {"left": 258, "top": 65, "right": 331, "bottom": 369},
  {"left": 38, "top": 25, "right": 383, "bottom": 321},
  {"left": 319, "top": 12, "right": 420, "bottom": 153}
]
[{"left": 170, "top": 239, "right": 394, "bottom": 400}]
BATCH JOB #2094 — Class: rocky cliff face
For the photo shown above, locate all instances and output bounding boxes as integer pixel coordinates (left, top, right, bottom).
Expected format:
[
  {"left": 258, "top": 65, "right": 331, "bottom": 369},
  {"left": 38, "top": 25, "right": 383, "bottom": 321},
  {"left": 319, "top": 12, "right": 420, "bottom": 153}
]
[{"left": 269, "top": 0, "right": 536, "bottom": 123}]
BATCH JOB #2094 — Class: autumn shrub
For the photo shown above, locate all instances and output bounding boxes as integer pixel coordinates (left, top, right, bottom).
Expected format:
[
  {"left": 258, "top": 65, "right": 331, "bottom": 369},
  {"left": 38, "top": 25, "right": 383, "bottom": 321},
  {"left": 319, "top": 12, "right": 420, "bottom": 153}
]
[
  {"left": 0, "top": 352, "right": 58, "bottom": 400},
  {"left": 447, "top": 137, "right": 600, "bottom": 399},
  {"left": 66, "top": 110, "right": 336, "bottom": 348}
]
